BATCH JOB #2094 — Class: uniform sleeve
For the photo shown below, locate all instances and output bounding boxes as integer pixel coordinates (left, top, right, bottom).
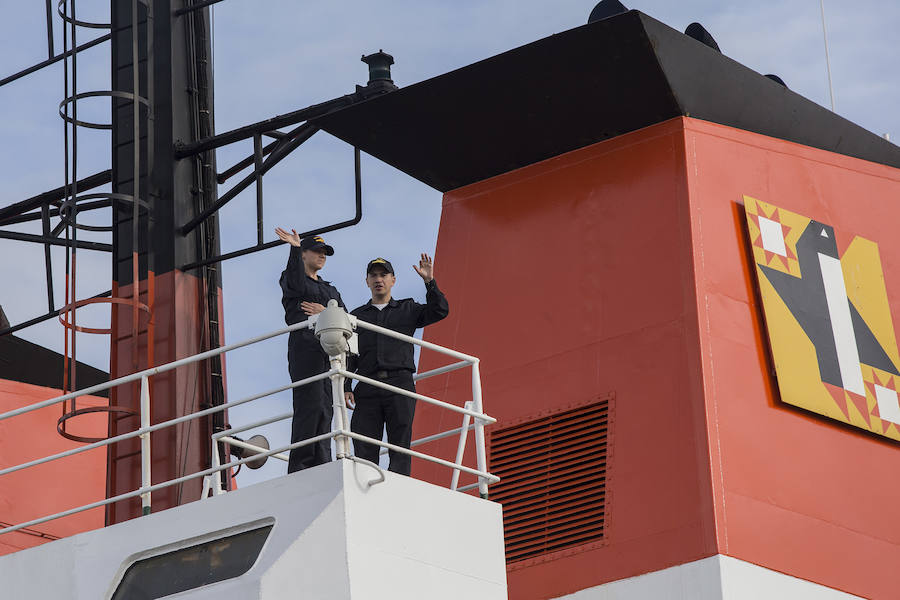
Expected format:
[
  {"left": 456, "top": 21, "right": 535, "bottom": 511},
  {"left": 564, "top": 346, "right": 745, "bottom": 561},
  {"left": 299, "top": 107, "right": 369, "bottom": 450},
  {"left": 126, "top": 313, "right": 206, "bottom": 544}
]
[
  {"left": 415, "top": 279, "right": 449, "bottom": 328},
  {"left": 344, "top": 306, "right": 362, "bottom": 391},
  {"left": 280, "top": 246, "right": 311, "bottom": 300},
  {"left": 344, "top": 351, "right": 356, "bottom": 392}
]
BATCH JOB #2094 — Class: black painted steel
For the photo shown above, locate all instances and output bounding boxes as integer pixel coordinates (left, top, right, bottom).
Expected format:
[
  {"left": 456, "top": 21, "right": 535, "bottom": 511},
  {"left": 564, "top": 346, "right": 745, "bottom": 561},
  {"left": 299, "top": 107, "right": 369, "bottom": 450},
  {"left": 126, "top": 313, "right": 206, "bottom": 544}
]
[
  {"left": 0, "top": 170, "right": 112, "bottom": 225},
  {"left": 684, "top": 22, "right": 720, "bottom": 52},
  {"left": 42, "top": 205, "right": 54, "bottom": 311},
  {"left": 314, "top": 10, "right": 900, "bottom": 193},
  {"left": 172, "top": 0, "right": 225, "bottom": 16},
  {"left": 173, "top": 92, "right": 370, "bottom": 159},
  {"left": 587, "top": 0, "right": 627, "bottom": 23},
  {"left": 0, "top": 199, "right": 110, "bottom": 228},
  {"left": 0, "top": 229, "right": 112, "bottom": 252},
  {"left": 180, "top": 146, "right": 363, "bottom": 271},
  {"left": 45, "top": 0, "right": 55, "bottom": 58},
  {"left": 0, "top": 33, "right": 110, "bottom": 89},
  {"left": 0, "top": 334, "right": 108, "bottom": 394},
  {"left": 179, "top": 122, "right": 319, "bottom": 235},
  {"left": 0, "top": 290, "right": 112, "bottom": 338}
]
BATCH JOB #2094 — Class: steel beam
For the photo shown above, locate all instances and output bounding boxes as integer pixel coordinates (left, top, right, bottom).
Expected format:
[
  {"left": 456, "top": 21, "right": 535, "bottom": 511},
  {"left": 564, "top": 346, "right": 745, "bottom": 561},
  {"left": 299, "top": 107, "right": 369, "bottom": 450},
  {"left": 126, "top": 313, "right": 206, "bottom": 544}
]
[
  {"left": 173, "top": 93, "right": 360, "bottom": 158},
  {"left": 0, "top": 290, "right": 112, "bottom": 338},
  {"left": 0, "top": 230, "right": 112, "bottom": 252},
  {"left": 0, "top": 34, "right": 110, "bottom": 89},
  {"left": 0, "top": 199, "right": 111, "bottom": 227},
  {"left": 0, "top": 170, "right": 112, "bottom": 224}
]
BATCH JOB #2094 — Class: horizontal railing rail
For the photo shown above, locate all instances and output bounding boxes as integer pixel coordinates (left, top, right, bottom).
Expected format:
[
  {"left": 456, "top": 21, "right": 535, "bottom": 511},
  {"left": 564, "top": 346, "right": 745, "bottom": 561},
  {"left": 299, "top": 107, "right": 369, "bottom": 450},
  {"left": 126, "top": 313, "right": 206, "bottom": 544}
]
[{"left": 0, "top": 308, "right": 496, "bottom": 540}]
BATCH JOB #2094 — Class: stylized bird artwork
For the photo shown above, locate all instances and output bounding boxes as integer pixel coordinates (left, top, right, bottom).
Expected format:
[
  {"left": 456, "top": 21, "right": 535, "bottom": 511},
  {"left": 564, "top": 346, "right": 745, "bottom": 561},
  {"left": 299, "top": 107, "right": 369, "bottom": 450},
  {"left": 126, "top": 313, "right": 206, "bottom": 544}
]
[{"left": 744, "top": 196, "right": 900, "bottom": 440}]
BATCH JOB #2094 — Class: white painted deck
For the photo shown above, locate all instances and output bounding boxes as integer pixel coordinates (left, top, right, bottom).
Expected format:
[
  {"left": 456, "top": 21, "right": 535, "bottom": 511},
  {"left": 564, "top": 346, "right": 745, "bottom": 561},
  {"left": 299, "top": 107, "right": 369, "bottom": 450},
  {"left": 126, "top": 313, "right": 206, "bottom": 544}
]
[{"left": 0, "top": 460, "right": 508, "bottom": 599}]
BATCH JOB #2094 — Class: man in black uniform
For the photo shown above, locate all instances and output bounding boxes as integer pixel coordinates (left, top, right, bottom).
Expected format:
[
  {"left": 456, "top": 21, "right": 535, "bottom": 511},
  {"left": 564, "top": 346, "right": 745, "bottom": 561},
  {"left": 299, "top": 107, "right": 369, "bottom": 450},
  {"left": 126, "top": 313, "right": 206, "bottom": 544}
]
[
  {"left": 276, "top": 227, "right": 345, "bottom": 473},
  {"left": 345, "top": 254, "right": 449, "bottom": 475}
]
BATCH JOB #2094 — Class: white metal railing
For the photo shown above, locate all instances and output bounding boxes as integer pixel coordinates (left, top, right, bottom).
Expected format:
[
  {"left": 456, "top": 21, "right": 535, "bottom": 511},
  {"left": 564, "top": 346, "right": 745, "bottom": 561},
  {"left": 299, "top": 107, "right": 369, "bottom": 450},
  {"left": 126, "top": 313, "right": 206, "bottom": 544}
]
[{"left": 0, "top": 307, "right": 497, "bottom": 539}]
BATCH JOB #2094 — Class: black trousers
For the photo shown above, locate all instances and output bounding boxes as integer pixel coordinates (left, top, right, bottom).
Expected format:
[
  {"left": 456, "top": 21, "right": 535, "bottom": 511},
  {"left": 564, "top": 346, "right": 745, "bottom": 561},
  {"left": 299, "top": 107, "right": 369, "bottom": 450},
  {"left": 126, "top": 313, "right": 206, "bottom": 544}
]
[
  {"left": 350, "top": 373, "right": 416, "bottom": 475},
  {"left": 287, "top": 341, "right": 333, "bottom": 473}
]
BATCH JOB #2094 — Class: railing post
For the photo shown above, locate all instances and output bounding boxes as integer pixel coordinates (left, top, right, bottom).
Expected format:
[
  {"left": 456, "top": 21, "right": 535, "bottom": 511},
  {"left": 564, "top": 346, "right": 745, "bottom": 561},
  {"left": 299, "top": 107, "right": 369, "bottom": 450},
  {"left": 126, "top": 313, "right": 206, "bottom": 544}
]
[
  {"left": 331, "top": 353, "right": 350, "bottom": 459},
  {"left": 471, "top": 361, "right": 489, "bottom": 499},
  {"left": 450, "top": 401, "right": 473, "bottom": 491},
  {"left": 139, "top": 375, "right": 152, "bottom": 515},
  {"left": 210, "top": 436, "right": 223, "bottom": 496}
]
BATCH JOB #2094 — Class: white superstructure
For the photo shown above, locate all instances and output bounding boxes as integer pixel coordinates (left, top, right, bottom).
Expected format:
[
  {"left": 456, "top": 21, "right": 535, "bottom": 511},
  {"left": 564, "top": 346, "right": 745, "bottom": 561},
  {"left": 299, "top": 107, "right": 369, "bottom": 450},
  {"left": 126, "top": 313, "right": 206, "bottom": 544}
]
[{"left": 0, "top": 460, "right": 507, "bottom": 599}]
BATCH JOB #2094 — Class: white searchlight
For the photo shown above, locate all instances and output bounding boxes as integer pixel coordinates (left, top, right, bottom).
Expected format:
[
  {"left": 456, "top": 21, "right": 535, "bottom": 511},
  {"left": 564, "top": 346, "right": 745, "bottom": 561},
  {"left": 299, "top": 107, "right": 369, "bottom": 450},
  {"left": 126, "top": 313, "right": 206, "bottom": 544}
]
[{"left": 315, "top": 299, "right": 353, "bottom": 357}]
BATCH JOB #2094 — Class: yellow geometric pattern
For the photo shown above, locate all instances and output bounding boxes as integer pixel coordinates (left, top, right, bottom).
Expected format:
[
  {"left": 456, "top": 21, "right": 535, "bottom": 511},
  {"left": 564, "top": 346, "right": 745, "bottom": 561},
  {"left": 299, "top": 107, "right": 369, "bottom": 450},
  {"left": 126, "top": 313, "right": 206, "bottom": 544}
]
[{"left": 744, "top": 195, "right": 900, "bottom": 441}]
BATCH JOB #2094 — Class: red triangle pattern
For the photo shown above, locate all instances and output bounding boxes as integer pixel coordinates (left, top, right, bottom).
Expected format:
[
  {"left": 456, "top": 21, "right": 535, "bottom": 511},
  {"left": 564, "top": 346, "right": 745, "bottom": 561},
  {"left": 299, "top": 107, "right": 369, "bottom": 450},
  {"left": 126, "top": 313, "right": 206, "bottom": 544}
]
[
  {"left": 760, "top": 203, "right": 776, "bottom": 218},
  {"left": 847, "top": 390, "right": 871, "bottom": 427},
  {"left": 769, "top": 210, "right": 797, "bottom": 261},
  {"left": 824, "top": 383, "right": 851, "bottom": 420},
  {"left": 749, "top": 212, "right": 796, "bottom": 265},
  {"left": 766, "top": 254, "right": 785, "bottom": 270}
]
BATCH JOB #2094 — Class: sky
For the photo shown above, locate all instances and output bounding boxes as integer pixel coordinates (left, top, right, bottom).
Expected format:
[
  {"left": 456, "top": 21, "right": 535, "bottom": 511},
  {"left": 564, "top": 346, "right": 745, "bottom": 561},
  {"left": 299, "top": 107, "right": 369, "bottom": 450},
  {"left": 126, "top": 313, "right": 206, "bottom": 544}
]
[{"left": 1, "top": 0, "right": 898, "bottom": 486}]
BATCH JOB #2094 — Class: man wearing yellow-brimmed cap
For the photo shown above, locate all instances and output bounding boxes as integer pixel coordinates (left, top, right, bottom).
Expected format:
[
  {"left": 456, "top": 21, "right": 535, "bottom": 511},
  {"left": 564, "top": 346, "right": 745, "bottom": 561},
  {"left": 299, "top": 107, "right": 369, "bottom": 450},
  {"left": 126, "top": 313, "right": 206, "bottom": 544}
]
[{"left": 345, "top": 253, "right": 449, "bottom": 475}]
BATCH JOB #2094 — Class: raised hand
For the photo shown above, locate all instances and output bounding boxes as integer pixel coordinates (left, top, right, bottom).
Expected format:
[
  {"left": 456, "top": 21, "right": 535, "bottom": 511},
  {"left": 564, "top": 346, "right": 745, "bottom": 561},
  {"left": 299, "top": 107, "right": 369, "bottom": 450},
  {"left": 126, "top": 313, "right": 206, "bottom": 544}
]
[
  {"left": 275, "top": 227, "right": 301, "bottom": 247},
  {"left": 413, "top": 253, "right": 434, "bottom": 283},
  {"left": 301, "top": 301, "right": 326, "bottom": 316}
]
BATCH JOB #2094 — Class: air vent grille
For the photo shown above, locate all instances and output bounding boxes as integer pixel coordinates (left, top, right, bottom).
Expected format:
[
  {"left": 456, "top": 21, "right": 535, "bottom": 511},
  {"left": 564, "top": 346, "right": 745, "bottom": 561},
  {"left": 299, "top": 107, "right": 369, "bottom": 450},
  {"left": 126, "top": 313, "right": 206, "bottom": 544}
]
[{"left": 489, "top": 396, "right": 610, "bottom": 564}]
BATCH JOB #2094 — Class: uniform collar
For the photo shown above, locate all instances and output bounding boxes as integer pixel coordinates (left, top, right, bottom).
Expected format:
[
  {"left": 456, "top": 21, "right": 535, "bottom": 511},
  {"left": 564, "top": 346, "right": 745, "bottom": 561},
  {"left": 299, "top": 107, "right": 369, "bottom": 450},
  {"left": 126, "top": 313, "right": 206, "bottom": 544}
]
[
  {"left": 307, "top": 273, "right": 332, "bottom": 285},
  {"left": 365, "top": 297, "right": 399, "bottom": 309}
]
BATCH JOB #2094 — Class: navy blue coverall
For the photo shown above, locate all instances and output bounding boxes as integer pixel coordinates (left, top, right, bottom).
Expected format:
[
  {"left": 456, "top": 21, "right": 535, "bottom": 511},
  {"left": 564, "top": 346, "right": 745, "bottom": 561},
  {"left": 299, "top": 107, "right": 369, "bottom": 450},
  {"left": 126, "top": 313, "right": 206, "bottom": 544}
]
[
  {"left": 280, "top": 246, "right": 345, "bottom": 472},
  {"left": 347, "top": 279, "right": 449, "bottom": 475}
]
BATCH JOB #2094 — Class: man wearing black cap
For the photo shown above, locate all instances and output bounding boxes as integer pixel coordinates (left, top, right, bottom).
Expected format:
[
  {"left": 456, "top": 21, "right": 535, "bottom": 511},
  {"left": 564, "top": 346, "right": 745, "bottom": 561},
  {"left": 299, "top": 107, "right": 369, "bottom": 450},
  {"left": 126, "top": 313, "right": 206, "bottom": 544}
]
[
  {"left": 276, "top": 227, "right": 345, "bottom": 472},
  {"left": 345, "top": 253, "right": 449, "bottom": 475}
]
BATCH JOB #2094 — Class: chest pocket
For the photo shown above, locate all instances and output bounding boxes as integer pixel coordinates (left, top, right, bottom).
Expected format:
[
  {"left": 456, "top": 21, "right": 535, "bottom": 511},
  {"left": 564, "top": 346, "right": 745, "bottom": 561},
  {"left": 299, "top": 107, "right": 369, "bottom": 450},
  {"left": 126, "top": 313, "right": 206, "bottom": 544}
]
[{"left": 378, "top": 306, "right": 416, "bottom": 336}]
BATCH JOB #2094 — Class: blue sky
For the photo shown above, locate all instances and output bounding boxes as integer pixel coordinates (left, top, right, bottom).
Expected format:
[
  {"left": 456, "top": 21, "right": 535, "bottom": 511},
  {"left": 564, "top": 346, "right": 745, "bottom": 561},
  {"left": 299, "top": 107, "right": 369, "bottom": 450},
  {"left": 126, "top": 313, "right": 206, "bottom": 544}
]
[{"left": 1, "top": 1, "right": 898, "bottom": 485}]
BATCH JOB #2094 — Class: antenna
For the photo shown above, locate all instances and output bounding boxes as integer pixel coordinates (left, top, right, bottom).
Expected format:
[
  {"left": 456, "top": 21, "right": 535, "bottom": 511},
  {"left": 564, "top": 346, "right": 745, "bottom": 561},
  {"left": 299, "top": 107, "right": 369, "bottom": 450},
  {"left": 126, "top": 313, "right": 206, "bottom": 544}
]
[{"left": 819, "top": 0, "right": 836, "bottom": 111}]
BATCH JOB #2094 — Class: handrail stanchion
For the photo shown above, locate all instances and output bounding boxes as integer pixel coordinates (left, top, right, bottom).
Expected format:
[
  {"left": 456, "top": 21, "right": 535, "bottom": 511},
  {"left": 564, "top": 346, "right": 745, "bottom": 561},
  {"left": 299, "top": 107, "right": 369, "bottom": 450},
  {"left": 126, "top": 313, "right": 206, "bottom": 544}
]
[
  {"left": 331, "top": 353, "right": 351, "bottom": 459},
  {"left": 471, "top": 361, "right": 489, "bottom": 499},
  {"left": 139, "top": 376, "right": 152, "bottom": 515},
  {"left": 450, "top": 401, "right": 473, "bottom": 491},
  {"left": 210, "top": 437, "right": 223, "bottom": 496},
  {"left": 0, "top": 308, "right": 500, "bottom": 537}
]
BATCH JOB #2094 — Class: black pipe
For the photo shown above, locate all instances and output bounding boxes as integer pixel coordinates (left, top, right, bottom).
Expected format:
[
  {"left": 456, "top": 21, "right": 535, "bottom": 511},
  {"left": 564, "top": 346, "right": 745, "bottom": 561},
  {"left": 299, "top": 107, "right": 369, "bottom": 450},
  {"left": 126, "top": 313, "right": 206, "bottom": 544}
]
[
  {"left": 0, "top": 199, "right": 111, "bottom": 227},
  {"left": 0, "top": 170, "right": 112, "bottom": 223},
  {"left": 44, "top": 0, "right": 55, "bottom": 58},
  {"left": 179, "top": 123, "right": 318, "bottom": 235},
  {"left": 42, "top": 205, "right": 54, "bottom": 312},
  {"left": 0, "top": 290, "right": 112, "bottom": 338},
  {"left": 181, "top": 147, "right": 363, "bottom": 270},
  {"left": 173, "top": 94, "right": 361, "bottom": 159},
  {"left": 0, "top": 230, "right": 112, "bottom": 252},
  {"left": 0, "top": 34, "right": 110, "bottom": 89}
]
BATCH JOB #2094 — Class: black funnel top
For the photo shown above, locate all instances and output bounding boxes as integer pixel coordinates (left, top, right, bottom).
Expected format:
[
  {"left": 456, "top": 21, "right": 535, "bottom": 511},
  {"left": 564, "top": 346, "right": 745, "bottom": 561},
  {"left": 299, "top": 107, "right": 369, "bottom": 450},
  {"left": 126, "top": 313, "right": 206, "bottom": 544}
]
[{"left": 315, "top": 10, "right": 900, "bottom": 192}]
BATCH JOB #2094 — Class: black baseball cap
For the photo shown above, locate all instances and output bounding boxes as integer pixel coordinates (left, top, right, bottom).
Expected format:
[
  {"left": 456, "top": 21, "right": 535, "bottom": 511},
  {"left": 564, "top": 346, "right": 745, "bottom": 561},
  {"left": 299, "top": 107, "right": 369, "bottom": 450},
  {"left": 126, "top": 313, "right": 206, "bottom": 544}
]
[
  {"left": 366, "top": 257, "right": 394, "bottom": 274},
  {"left": 300, "top": 235, "right": 334, "bottom": 255}
]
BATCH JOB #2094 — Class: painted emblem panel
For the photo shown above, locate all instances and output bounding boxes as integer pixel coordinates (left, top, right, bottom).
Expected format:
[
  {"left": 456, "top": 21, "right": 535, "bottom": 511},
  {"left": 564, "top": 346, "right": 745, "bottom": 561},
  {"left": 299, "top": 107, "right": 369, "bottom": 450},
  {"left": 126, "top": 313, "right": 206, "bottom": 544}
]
[{"left": 744, "top": 196, "right": 900, "bottom": 441}]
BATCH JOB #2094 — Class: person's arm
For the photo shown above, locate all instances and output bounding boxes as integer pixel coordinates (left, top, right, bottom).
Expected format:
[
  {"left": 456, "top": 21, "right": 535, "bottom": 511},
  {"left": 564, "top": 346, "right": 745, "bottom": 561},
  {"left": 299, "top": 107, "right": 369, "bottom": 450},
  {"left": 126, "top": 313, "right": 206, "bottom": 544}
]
[
  {"left": 276, "top": 227, "right": 311, "bottom": 298},
  {"left": 412, "top": 253, "right": 449, "bottom": 327},
  {"left": 343, "top": 307, "right": 359, "bottom": 407}
]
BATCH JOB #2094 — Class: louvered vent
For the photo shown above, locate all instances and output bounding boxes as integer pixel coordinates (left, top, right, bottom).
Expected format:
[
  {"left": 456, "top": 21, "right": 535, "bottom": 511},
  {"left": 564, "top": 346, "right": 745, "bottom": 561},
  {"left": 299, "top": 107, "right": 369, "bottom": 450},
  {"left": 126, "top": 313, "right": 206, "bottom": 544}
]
[{"left": 489, "top": 396, "right": 611, "bottom": 564}]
